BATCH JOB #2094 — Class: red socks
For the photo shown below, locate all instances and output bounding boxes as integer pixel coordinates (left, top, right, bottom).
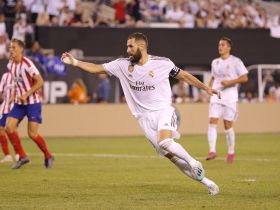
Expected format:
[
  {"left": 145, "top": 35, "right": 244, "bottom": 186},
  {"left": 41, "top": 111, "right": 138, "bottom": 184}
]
[
  {"left": 7, "top": 132, "right": 52, "bottom": 159},
  {"left": 7, "top": 132, "right": 27, "bottom": 158},
  {"left": 33, "top": 135, "right": 52, "bottom": 159},
  {"left": 0, "top": 135, "right": 10, "bottom": 155}
]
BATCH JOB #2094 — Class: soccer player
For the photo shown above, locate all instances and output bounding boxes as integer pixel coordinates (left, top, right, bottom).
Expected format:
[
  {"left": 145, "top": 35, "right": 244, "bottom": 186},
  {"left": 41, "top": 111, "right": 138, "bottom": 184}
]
[
  {"left": 206, "top": 37, "right": 248, "bottom": 163},
  {"left": 61, "top": 32, "right": 220, "bottom": 195},
  {"left": 0, "top": 71, "right": 19, "bottom": 163},
  {"left": 6, "top": 38, "right": 54, "bottom": 169}
]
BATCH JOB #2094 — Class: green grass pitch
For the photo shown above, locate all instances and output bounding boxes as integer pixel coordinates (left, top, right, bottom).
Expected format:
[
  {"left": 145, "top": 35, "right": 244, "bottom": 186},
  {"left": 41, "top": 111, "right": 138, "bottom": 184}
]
[{"left": 0, "top": 134, "right": 279, "bottom": 210}]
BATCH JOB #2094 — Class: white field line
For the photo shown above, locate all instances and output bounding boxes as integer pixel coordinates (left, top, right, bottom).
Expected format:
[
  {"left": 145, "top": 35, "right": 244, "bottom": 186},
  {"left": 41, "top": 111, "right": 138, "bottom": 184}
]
[{"left": 27, "top": 153, "right": 276, "bottom": 162}]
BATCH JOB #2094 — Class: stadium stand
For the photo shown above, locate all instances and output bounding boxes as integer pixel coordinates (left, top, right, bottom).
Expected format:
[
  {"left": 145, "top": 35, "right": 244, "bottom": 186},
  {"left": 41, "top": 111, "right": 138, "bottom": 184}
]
[{"left": 0, "top": 0, "right": 279, "bottom": 104}]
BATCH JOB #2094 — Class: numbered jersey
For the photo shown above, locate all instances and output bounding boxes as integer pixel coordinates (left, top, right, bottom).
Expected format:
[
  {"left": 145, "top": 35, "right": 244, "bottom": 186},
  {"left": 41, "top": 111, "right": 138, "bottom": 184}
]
[{"left": 103, "top": 55, "right": 180, "bottom": 117}]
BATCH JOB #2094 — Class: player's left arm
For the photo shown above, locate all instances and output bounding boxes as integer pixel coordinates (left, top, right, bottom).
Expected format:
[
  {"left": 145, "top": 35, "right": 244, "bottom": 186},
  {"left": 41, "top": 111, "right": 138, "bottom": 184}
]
[
  {"left": 8, "top": 88, "right": 16, "bottom": 104},
  {"left": 20, "top": 74, "right": 43, "bottom": 102},
  {"left": 221, "top": 74, "right": 248, "bottom": 88},
  {"left": 175, "top": 69, "right": 220, "bottom": 98}
]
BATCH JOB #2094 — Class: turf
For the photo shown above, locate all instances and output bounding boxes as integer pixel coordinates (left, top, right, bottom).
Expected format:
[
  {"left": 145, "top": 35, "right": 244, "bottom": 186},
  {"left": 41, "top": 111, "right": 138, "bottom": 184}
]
[{"left": 0, "top": 134, "right": 279, "bottom": 210}]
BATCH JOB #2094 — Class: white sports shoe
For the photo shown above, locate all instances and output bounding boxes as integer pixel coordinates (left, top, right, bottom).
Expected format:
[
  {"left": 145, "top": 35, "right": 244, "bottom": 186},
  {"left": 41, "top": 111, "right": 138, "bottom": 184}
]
[
  {"left": 207, "top": 181, "right": 219, "bottom": 195},
  {"left": 0, "top": 155, "right": 13, "bottom": 163},
  {"left": 191, "top": 161, "right": 205, "bottom": 181}
]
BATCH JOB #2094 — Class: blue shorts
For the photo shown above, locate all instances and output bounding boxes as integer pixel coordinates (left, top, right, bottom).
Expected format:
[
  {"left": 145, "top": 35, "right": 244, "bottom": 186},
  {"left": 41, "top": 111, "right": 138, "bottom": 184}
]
[
  {"left": 8, "top": 103, "right": 42, "bottom": 124},
  {"left": 0, "top": 113, "right": 8, "bottom": 127}
]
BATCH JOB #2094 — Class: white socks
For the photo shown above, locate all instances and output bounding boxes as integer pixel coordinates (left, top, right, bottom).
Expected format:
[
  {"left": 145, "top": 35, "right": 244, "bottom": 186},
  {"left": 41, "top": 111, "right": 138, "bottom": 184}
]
[
  {"left": 170, "top": 156, "right": 193, "bottom": 178},
  {"left": 208, "top": 124, "right": 235, "bottom": 154},
  {"left": 170, "top": 156, "right": 213, "bottom": 188},
  {"left": 208, "top": 124, "right": 217, "bottom": 153},
  {"left": 201, "top": 177, "right": 214, "bottom": 187},
  {"left": 225, "top": 128, "right": 235, "bottom": 154},
  {"left": 159, "top": 138, "right": 196, "bottom": 167}
]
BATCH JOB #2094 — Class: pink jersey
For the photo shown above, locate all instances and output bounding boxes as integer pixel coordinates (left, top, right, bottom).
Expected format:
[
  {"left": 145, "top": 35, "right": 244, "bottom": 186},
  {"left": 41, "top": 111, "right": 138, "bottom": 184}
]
[
  {"left": 0, "top": 72, "right": 14, "bottom": 114},
  {"left": 7, "top": 56, "right": 41, "bottom": 105}
]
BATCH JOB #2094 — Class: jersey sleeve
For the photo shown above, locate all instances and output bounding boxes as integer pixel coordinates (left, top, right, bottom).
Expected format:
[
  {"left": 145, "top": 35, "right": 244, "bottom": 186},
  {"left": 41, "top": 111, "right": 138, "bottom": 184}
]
[
  {"left": 102, "top": 59, "right": 122, "bottom": 77},
  {"left": 235, "top": 58, "right": 248, "bottom": 76},
  {"left": 26, "top": 63, "right": 40, "bottom": 77},
  {"left": 0, "top": 74, "right": 5, "bottom": 92},
  {"left": 167, "top": 59, "right": 180, "bottom": 78}
]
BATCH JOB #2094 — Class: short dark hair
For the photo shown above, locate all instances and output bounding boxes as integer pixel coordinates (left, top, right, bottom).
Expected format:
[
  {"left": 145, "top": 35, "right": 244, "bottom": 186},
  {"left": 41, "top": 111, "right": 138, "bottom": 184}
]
[
  {"left": 220, "top": 36, "right": 233, "bottom": 48},
  {"left": 11, "top": 38, "right": 25, "bottom": 49},
  {"left": 128, "top": 32, "right": 148, "bottom": 48}
]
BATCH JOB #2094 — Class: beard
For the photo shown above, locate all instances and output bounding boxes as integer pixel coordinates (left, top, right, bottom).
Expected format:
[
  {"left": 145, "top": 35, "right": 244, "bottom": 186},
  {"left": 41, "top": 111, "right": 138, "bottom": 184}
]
[{"left": 129, "top": 49, "right": 142, "bottom": 64}]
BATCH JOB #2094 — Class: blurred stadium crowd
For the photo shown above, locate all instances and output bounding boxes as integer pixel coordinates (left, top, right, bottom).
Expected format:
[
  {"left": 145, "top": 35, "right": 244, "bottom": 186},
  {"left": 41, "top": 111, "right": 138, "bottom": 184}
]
[
  {"left": 0, "top": 0, "right": 279, "bottom": 30},
  {"left": 0, "top": 0, "right": 279, "bottom": 104}
]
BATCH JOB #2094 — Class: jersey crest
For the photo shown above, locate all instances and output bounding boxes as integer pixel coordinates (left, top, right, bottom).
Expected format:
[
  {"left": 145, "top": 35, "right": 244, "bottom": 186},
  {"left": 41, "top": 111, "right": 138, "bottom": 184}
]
[
  {"left": 128, "top": 65, "right": 134, "bottom": 73},
  {"left": 148, "top": 70, "right": 154, "bottom": 78}
]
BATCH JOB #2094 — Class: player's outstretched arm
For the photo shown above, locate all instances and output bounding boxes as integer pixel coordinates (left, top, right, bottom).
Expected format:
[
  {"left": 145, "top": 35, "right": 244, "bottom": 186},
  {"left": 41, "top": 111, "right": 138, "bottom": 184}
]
[
  {"left": 176, "top": 69, "right": 220, "bottom": 98},
  {"left": 208, "top": 76, "right": 214, "bottom": 88},
  {"left": 61, "top": 52, "right": 106, "bottom": 74}
]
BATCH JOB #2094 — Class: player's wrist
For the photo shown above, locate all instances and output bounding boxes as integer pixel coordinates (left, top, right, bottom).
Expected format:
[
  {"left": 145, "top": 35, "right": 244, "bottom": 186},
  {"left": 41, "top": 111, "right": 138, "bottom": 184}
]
[{"left": 72, "top": 58, "right": 78, "bottom": 66}]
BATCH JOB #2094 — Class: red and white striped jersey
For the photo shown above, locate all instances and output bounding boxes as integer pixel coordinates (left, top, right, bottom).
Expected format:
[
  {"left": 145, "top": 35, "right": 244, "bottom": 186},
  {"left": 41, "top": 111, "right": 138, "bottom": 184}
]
[
  {"left": 7, "top": 56, "right": 41, "bottom": 105},
  {"left": 0, "top": 72, "right": 14, "bottom": 114}
]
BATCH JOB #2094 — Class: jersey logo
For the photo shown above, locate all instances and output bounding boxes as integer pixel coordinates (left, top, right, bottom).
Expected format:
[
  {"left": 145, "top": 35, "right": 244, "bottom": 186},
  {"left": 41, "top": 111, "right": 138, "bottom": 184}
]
[
  {"left": 148, "top": 70, "right": 154, "bottom": 78},
  {"left": 128, "top": 65, "right": 134, "bottom": 73},
  {"left": 13, "top": 77, "right": 23, "bottom": 83}
]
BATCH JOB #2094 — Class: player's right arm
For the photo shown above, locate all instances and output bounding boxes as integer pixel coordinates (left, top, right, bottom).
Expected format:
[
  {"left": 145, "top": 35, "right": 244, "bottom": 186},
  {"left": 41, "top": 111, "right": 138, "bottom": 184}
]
[
  {"left": 61, "top": 52, "right": 106, "bottom": 74},
  {"left": 208, "top": 76, "right": 214, "bottom": 88},
  {"left": 175, "top": 70, "right": 220, "bottom": 98},
  {"left": 0, "top": 74, "right": 5, "bottom": 101}
]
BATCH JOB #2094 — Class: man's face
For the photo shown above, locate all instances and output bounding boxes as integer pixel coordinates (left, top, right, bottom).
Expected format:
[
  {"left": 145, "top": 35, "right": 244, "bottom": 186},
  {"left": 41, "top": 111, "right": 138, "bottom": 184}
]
[
  {"left": 218, "top": 40, "right": 231, "bottom": 56},
  {"left": 9, "top": 42, "right": 23, "bottom": 60},
  {"left": 127, "top": 38, "right": 142, "bottom": 63}
]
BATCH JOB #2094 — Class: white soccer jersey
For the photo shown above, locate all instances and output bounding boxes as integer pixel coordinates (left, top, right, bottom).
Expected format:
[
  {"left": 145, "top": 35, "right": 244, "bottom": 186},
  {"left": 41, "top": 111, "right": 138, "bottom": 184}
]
[
  {"left": 7, "top": 56, "right": 41, "bottom": 105},
  {"left": 103, "top": 55, "right": 179, "bottom": 117},
  {"left": 210, "top": 55, "right": 248, "bottom": 104},
  {"left": 0, "top": 72, "right": 14, "bottom": 114}
]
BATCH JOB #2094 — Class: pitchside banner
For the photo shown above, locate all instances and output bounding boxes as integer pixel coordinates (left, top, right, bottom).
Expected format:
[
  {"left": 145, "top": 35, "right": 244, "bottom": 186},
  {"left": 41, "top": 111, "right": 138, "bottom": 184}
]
[{"left": 0, "top": 59, "right": 117, "bottom": 104}]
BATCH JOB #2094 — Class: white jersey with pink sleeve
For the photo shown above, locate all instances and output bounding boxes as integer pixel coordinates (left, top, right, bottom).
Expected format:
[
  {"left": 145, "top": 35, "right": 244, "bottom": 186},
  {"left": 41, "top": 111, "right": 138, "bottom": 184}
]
[
  {"left": 210, "top": 55, "right": 248, "bottom": 104},
  {"left": 7, "top": 56, "right": 41, "bottom": 105},
  {"left": 103, "top": 55, "right": 180, "bottom": 117},
  {"left": 0, "top": 72, "right": 14, "bottom": 114}
]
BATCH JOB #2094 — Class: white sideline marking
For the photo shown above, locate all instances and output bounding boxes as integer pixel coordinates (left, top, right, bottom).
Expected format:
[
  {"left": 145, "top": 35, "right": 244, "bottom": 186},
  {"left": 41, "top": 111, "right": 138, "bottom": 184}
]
[
  {"left": 241, "top": 179, "right": 257, "bottom": 182},
  {"left": 27, "top": 153, "right": 276, "bottom": 162}
]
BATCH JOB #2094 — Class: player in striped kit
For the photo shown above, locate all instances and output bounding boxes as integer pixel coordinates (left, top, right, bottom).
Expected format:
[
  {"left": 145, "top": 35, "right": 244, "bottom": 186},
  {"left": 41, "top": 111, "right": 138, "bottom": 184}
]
[
  {"left": 61, "top": 32, "right": 220, "bottom": 195},
  {"left": 6, "top": 38, "right": 54, "bottom": 169},
  {"left": 0, "top": 72, "right": 19, "bottom": 163}
]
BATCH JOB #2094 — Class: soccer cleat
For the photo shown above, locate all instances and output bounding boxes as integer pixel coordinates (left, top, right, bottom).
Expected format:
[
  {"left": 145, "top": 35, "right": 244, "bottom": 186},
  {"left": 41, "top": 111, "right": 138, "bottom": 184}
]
[
  {"left": 12, "top": 157, "right": 30, "bottom": 169},
  {"left": 207, "top": 181, "right": 220, "bottom": 195},
  {"left": 206, "top": 152, "right": 217, "bottom": 160},
  {"left": 0, "top": 155, "right": 13, "bottom": 163},
  {"left": 191, "top": 161, "right": 205, "bottom": 181},
  {"left": 225, "top": 154, "right": 235, "bottom": 164},
  {"left": 45, "top": 156, "right": 55, "bottom": 168}
]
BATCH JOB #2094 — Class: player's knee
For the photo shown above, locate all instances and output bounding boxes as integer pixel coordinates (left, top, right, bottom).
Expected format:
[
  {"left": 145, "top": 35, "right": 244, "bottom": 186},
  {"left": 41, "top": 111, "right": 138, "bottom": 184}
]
[
  {"left": 209, "top": 118, "right": 218, "bottom": 124},
  {"left": 224, "top": 121, "right": 233, "bottom": 130},
  {"left": 0, "top": 126, "right": 6, "bottom": 135},
  {"left": 28, "top": 130, "right": 38, "bottom": 139},
  {"left": 6, "top": 125, "right": 15, "bottom": 134}
]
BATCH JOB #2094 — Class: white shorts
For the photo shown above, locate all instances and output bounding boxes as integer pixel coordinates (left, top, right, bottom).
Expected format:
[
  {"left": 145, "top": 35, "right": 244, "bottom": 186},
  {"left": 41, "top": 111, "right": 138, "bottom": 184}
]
[
  {"left": 138, "top": 106, "right": 180, "bottom": 156},
  {"left": 209, "top": 102, "right": 238, "bottom": 121}
]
